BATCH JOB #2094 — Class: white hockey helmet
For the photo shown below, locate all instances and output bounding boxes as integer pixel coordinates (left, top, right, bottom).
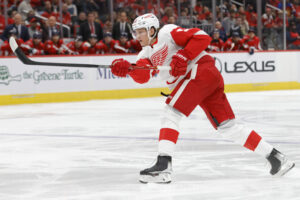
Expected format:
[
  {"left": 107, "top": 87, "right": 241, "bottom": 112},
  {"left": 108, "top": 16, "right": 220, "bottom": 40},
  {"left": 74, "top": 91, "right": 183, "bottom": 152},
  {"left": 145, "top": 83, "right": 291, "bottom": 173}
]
[
  {"left": 132, "top": 13, "right": 159, "bottom": 42},
  {"left": 132, "top": 13, "right": 160, "bottom": 31}
]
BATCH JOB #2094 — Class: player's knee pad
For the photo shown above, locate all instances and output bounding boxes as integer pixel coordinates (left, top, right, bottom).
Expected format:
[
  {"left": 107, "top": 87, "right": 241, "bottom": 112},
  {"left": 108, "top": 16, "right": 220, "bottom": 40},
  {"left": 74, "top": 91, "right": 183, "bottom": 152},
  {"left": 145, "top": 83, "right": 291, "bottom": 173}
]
[
  {"left": 217, "top": 119, "right": 252, "bottom": 145},
  {"left": 161, "top": 105, "right": 183, "bottom": 130}
]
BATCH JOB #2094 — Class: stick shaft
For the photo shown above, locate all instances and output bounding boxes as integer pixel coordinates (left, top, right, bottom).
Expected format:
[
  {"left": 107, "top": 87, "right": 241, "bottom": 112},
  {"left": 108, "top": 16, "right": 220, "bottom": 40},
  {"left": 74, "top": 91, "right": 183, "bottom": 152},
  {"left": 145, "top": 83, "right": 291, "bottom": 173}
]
[{"left": 10, "top": 37, "right": 171, "bottom": 70}]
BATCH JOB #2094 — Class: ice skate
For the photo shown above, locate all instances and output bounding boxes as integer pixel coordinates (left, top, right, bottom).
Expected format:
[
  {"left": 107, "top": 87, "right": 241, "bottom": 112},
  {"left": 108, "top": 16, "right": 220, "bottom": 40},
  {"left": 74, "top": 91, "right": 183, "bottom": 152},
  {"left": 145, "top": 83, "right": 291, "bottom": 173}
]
[
  {"left": 267, "top": 148, "right": 295, "bottom": 176},
  {"left": 139, "top": 155, "right": 172, "bottom": 184}
]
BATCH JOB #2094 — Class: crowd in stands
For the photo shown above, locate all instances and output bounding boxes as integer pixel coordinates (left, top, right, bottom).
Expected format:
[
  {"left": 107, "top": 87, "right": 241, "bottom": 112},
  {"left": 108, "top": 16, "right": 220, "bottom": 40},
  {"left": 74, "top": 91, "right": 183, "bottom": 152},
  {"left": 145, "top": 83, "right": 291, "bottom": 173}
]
[{"left": 0, "top": 0, "right": 299, "bottom": 56}]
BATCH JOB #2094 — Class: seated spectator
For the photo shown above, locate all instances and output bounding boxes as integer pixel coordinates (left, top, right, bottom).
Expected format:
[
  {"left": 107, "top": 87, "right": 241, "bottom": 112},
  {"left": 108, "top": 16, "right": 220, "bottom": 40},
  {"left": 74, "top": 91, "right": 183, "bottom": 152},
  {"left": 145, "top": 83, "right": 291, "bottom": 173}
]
[
  {"left": 1, "top": 28, "right": 24, "bottom": 56},
  {"left": 62, "top": 4, "right": 72, "bottom": 27},
  {"left": 167, "top": 16, "right": 176, "bottom": 24},
  {"left": 161, "top": 7, "right": 175, "bottom": 25},
  {"left": 42, "top": 16, "right": 60, "bottom": 41},
  {"left": 41, "top": 1, "right": 59, "bottom": 19},
  {"left": 86, "top": 0, "right": 100, "bottom": 13},
  {"left": 213, "top": 21, "right": 227, "bottom": 42},
  {"left": 287, "top": 22, "right": 300, "bottom": 49},
  {"left": 115, "top": 32, "right": 130, "bottom": 53},
  {"left": 77, "top": 12, "right": 87, "bottom": 26},
  {"left": 66, "top": 0, "right": 77, "bottom": 17},
  {"left": 30, "top": 0, "right": 42, "bottom": 10},
  {"left": 66, "top": 35, "right": 89, "bottom": 55},
  {"left": 223, "top": 32, "right": 244, "bottom": 51},
  {"left": 1, "top": 13, "right": 30, "bottom": 42},
  {"left": 278, "top": 0, "right": 296, "bottom": 17},
  {"left": 103, "top": 19, "right": 113, "bottom": 33},
  {"left": 27, "top": 17, "right": 41, "bottom": 38},
  {"left": 207, "top": 29, "right": 224, "bottom": 52},
  {"left": 21, "top": 31, "right": 44, "bottom": 55},
  {"left": 44, "top": 29, "right": 68, "bottom": 54},
  {"left": 112, "top": 11, "right": 132, "bottom": 41},
  {"left": 241, "top": 28, "right": 262, "bottom": 54},
  {"left": 18, "top": 0, "right": 33, "bottom": 20},
  {"left": 79, "top": 12, "right": 103, "bottom": 42}
]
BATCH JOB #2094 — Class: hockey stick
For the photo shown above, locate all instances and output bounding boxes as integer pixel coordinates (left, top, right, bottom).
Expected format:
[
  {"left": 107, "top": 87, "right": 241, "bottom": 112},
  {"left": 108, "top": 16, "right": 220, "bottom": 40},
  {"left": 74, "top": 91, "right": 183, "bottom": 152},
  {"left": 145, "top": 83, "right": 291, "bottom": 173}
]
[{"left": 9, "top": 37, "right": 171, "bottom": 70}]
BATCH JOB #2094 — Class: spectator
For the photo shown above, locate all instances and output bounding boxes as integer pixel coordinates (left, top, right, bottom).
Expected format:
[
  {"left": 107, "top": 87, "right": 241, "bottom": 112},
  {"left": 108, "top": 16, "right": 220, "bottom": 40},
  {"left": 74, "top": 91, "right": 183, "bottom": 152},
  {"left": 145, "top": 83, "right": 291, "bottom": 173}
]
[
  {"left": 278, "top": 0, "right": 296, "bottom": 17},
  {"left": 287, "top": 22, "right": 300, "bottom": 49},
  {"left": 229, "top": 16, "right": 243, "bottom": 38},
  {"left": 177, "top": 10, "right": 190, "bottom": 28},
  {"left": 214, "top": 21, "right": 227, "bottom": 42},
  {"left": 27, "top": 17, "right": 41, "bottom": 38},
  {"left": 30, "top": 0, "right": 42, "bottom": 10},
  {"left": 42, "top": 16, "right": 60, "bottom": 41},
  {"left": 240, "top": 14, "right": 249, "bottom": 36},
  {"left": 77, "top": 12, "right": 87, "bottom": 25},
  {"left": 66, "top": 0, "right": 78, "bottom": 17},
  {"left": 41, "top": 1, "right": 58, "bottom": 19},
  {"left": 103, "top": 19, "right": 113, "bottom": 33},
  {"left": 61, "top": 4, "right": 72, "bottom": 27},
  {"left": 79, "top": 12, "right": 103, "bottom": 42},
  {"left": 112, "top": 11, "right": 132, "bottom": 41},
  {"left": 207, "top": 29, "right": 224, "bottom": 52},
  {"left": 161, "top": 7, "right": 174, "bottom": 25},
  {"left": 222, "top": 9, "right": 236, "bottom": 36},
  {"left": 21, "top": 31, "right": 44, "bottom": 55},
  {"left": 18, "top": 0, "right": 33, "bottom": 20},
  {"left": 245, "top": 4, "right": 257, "bottom": 29},
  {"left": 86, "top": 0, "right": 100, "bottom": 13},
  {"left": 223, "top": 32, "right": 244, "bottom": 51},
  {"left": 262, "top": 7, "right": 275, "bottom": 49},
  {"left": 274, "top": 10, "right": 289, "bottom": 49},
  {"left": 1, "top": 13, "right": 30, "bottom": 42},
  {"left": 241, "top": 28, "right": 262, "bottom": 54},
  {"left": 167, "top": 16, "right": 176, "bottom": 24}
]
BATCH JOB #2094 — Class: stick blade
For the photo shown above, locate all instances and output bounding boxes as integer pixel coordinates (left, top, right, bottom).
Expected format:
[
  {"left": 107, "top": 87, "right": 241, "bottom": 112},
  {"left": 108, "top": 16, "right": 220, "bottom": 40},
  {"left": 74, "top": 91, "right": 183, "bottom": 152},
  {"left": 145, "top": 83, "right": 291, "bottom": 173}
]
[{"left": 9, "top": 36, "right": 18, "bottom": 52}]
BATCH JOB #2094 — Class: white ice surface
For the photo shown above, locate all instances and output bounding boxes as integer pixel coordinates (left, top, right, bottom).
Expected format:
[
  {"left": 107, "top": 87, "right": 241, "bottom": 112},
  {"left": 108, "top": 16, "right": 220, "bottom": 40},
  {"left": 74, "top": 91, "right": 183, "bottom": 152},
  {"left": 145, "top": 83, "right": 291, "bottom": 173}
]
[{"left": 0, "top": 90, "right": 300, "bottom": 200}]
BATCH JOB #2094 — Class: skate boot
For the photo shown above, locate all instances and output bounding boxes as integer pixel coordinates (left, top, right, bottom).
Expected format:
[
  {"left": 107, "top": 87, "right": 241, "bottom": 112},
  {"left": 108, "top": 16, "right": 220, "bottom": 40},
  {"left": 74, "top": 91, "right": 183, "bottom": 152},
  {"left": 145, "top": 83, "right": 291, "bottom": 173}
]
[
  {"left": 267, "top": 148, "right": 295, "bottom": 176},
  {"left": 139, "top": 155, "right": 172, "bottom": 184}
]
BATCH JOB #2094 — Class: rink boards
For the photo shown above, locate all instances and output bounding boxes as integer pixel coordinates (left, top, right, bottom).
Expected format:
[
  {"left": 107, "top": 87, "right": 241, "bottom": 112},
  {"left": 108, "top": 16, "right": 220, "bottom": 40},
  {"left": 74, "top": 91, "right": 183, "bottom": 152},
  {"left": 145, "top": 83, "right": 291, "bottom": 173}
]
[{"left": 0, "top": 51, "right": 300, "bottom": 105}]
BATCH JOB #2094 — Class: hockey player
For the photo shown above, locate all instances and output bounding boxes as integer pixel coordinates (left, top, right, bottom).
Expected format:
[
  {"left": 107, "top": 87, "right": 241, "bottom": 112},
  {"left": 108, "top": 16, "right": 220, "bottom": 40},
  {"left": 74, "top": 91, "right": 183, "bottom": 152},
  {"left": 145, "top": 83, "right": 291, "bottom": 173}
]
[
  {"left": 129, "top": 38, "right": 142, "bottom": 52},
  {"left": 207, "top": 29, "right": 224, "bottom": 52},
  {"left": 241, "top": 28, "right": 262, "bottom": 54},
  {"left": 85, "top": 33, "right": 99, "bottom": 54},
  {"left": 21, "top": 31, "right": 44, "bottom": 55},
  {"left": 110, "top": 13, "right": 295, "bottom": 183},
  {"left": 223, "top": 32, "right": 244, "bottom": 51},
  {"left": 96, "top": 32, "right": 126, "bottom": 54},
  {"left": 44, "top": 29, "right": 68, "bottom": 55},
  {"left": 66, "top": 35, "right": 89, "bottom": 55},
  {"left": 1, "top": 28, "right": 24, "bottom": 56},
  {"left": 115, "top": 32, "right": 131, "bottom": 53}
]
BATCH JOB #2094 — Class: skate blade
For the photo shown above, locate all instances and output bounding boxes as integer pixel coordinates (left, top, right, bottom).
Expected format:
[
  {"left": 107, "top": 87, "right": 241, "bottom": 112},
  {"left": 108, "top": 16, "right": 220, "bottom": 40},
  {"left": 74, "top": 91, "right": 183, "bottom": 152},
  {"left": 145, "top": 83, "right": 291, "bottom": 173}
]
[
  {"left": 275, "top": 160, "right": 295, "bottom": 177},
  {"left": 139, "top": 173, "right": 172, "bottom": 184}
]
